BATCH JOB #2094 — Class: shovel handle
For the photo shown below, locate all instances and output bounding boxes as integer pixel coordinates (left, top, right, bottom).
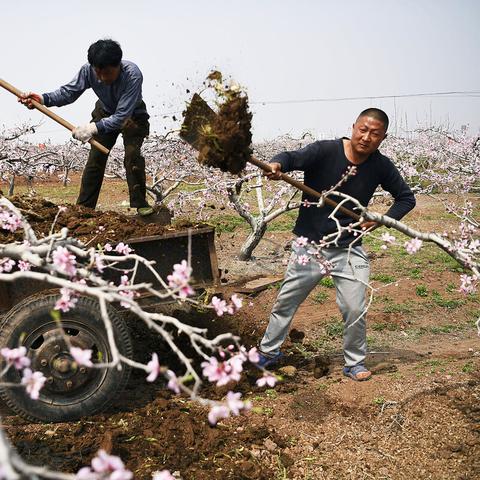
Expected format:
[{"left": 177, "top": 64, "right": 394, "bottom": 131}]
[
  {"left": 0, "top": 78, "right": 109, "bottom": 155},
  {"left": 248, "top": 156, "right": 361, "bottom": 221}
]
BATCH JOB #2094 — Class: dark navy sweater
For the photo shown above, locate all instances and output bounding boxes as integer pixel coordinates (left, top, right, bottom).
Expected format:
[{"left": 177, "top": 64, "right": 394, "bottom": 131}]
[{"left": 272, "top": 138, "right": 416, "bottom": 246}]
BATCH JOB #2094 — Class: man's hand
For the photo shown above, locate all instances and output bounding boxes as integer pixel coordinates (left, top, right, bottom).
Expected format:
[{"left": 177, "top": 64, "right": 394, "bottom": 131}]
[
  {"left": 72, "top": 123, "right": 98, "bottom": 143},
  {"left": 18, "top": 92, "right": 43, "bottom": 110},
  {"left": 264, "top": 162, "right": 282, "bottom": 180},
  {"left": 360, "top": 221, "right": 378, "bottom": 231}
]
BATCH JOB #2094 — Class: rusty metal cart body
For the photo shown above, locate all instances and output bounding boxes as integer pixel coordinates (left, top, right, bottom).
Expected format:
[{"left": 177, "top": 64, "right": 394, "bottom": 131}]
[{"left": 0, "top": 226, "right": 219, "bottom": 422}]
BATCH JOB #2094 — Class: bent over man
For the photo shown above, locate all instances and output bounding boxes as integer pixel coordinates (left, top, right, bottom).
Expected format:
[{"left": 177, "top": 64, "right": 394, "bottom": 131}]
[
  {"left": 20, "top": 39, "right": 153, "bottom": 216},
  {"left": 258, "top": 108, "right": 416, "bottom": 381}
]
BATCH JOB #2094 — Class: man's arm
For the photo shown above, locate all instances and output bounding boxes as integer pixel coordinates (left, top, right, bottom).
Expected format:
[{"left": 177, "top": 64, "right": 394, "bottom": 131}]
[
  {"left": 381, "top": 159, "right": 416, "bottom": 220},
  {"left": 42, "top": 65, "right": 90, "bottom": 107},
  {"left": 271, "top": 141, "right": 324, "bottom": 173},
  {"left": 95, "top": 75, "right": 142, "bottom": 134}
]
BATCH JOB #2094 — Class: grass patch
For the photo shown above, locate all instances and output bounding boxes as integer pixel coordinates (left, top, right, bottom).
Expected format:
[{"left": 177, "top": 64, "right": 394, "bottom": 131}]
[
  {"left": 409, "top": 268, "right": 423, "bottom": 279},
  {"left": 311, "top": 290, "right": 329, "bottom": 304},
  {"left": 324, "top": 320, "right": 343, "bottom": 338},
  {"left": 371, "top": 322, "right": 400, "bottom": 332},
  {"left": 319, "top": 277, "right": 335, "bottom": 288},
  {"left": 268, "top": 211, "right": 297, "bottom": 232},
  {"left": 462, "top": 362, "right": 475, "bottom": 374},
  {"left": 371, "top": 273, "right": 396, "bottom": 283},
  {"left": 210, "top": 214, "right": 247, "bottom": 233},
  {"left": 415, "top": 285, "right": 428, "bottom": 297},
  {"left": 431, "top": 290, "right": 465, "bottom": 309},
  {"left": 383, "top": 301, "right": 414, "bottom": 314}
]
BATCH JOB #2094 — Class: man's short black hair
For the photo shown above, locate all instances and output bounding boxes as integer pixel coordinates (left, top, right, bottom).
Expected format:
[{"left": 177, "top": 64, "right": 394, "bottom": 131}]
[
  {"left": 87, "top": 39, "right": 122, "bottom": 69},
  {"left": 357, "top": 108, "right": 389, "bottom": 132}
]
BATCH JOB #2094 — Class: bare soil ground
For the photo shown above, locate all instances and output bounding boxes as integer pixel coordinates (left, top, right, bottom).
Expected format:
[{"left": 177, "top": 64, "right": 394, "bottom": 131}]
[{"left": 1, "top": 181, "right": 479, "bottom": 479}]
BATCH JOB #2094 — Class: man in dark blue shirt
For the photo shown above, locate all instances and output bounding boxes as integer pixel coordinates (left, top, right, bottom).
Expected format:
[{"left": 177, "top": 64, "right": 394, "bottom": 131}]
[
  {"left": 20, "top": 39, "right": 153, "bottom": 216},
  {"left": 258, "top": 109, "right": 416, "bottom": 381}
]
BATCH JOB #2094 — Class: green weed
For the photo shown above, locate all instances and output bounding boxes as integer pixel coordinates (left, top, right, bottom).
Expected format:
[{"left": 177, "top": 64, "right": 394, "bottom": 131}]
[
  {"left": 371, "top": 273, "right": 396, "bottom": 283},
  {"left": 415, "top": 285, "right": 428, "bottom": 297}
]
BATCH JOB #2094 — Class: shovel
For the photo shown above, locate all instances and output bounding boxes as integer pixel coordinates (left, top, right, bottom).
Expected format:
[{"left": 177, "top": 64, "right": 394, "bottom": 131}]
[
  {"left": 0, "top": 78, "right": 109, "bottom": 155},
  {"left": 180, "top": 93, "right": 361, "bottom": 222}
]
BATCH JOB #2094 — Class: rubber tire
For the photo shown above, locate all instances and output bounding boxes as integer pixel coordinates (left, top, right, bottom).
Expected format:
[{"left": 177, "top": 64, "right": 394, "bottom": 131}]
[{"left": 0, "top": 293, "right": 133, "bottom": 422}]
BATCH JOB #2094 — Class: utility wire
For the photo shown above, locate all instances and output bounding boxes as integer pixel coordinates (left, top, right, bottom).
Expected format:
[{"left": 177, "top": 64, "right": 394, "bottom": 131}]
[{"left": 250, "top": 90, "right": 480, "bottom": 105}]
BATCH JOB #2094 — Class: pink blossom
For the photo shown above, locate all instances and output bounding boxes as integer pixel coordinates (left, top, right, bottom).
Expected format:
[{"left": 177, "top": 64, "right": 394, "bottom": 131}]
[
  {"left": 0, "top": 258, "right": 15, "bottom": 273},
  {"left": 208, "top": 405, "right": 230, "bottom": 425},
  {"left": 21, "top": 368, "right": 46, "bottom": 400},
  {"left": 76, "top": 450, "right": 133, "bottom": 480},
  {"left": 54, "top": 287, "right": 78, "bottom": 312},
  {"left": 167, "top": 260, "right": 194, "bottom": 298},
  {"left": 381, "top": 232, "right": 396, "bottom": 244},
  {"left": 459, "top": 274, "right": 478, "bottom": 295},
  {"left": 1, "top": 346, "right": 31, "bottom": 369},
  {"left": 75, "top": 467, "right": 97, "bottom": 480},
  {"left": 226, "top": 391, "right": 246, "bottom": 416},
  {"left": 18, "top": 260, "right": 31, "bottom": 271},
  {"left": 293, "top": 236, "right": 309, "bottom": 248},
  {"left": 119, "top": 275, "right": 135, "bottom": 308},
  {"left": 230, "top": 294, "right": 243, "bottom": 312},
  {"left": 201, "top": 355, "right": 243, "bottom": 386},
  {"left": 152, "top": 471, "right": 175, "bottom": 480},
  {"left": 52, "top": 246, "right": 77, "bottom": 276},
  {"left": 247, "top": 347, "right": 260, "bottom": 363},
  {"left": 146, "top": 353, "right": 161, "bottom": 382},
  {"left": 92, "top": 450, "right": 129, "bottom": 474},
  {"left": 166, "top": 370, "right": 181, "bottom": 394},
  {"left": 0, "top": 209, "right": 22, "bottom": 232},
  {"left": 115, "top": 242, "right": 133, "bottom": 255},
  {"left": 211, "top": 296, "right": 228, "bottom": 316},
  {"left": 104, "top": 243, "right": 113, "bottom": 252},
  {"left": 256, "top": 373, "right": 277, "bottom": 388},
  {"left": 404, "top": 238, "right": 423, "bottom": 254},
  {"left": 297, "top": 254, "right": 309, "bottom": 266},
  {"left": 70, "top": 347, "right": 93, "bottom": 367},
  {"left": 94, "top": 254, "right": 105, "bottom": 273}
]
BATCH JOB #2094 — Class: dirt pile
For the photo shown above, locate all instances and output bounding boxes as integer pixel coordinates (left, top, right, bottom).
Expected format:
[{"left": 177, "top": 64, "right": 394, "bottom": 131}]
[
  {"left": 1, "top": 195, "right": 200, "bottom": 245},
  {"left": 181, "top": 71, "right": 252, "bottom": 174}
]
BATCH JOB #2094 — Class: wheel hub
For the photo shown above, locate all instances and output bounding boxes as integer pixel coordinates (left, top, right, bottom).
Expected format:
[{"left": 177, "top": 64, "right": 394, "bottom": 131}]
[{"left": 30, "top": 329, "right": 96, "bottom": 394}]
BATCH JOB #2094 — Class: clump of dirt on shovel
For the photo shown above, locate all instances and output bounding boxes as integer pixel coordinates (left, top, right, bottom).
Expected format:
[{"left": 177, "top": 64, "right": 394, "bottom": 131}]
[{"left": 181, "top": 70, "right": 252, "bottom": 175}]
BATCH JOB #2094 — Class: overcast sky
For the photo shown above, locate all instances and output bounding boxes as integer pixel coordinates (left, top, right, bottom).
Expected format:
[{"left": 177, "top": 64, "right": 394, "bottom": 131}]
[{"left": 1, "top": 0, "right": 479, "bottom": 144}]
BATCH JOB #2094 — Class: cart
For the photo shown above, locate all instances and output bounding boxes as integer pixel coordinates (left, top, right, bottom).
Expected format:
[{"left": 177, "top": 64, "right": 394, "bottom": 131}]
[{"left": 0, "top": 226, "right": 219, "bottom": 422}]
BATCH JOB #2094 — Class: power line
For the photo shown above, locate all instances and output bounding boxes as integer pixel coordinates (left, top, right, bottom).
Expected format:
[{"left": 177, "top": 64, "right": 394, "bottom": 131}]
[{"left": 250, "top": 90, "right": 480, "bottom": 106}]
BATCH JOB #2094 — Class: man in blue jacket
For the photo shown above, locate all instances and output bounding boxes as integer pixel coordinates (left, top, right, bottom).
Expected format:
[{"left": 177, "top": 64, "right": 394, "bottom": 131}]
[
  {"left": 258, "top": 109, "right": 416, "bottom": 381},
  {"left": 20, "top": 39, "right": 153, "bottom": 216}
]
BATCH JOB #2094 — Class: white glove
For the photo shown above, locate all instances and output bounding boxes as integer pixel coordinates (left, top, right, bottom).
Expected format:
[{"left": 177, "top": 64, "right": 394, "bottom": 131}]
[{"left": 72, "top": 123, "right": 98, "bottom": 142}]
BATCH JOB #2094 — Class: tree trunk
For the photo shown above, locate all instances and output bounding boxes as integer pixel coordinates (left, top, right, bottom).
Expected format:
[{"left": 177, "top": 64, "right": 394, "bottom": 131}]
[
  {"left": 62, "top": 168, "right": 69, "bottom": 187},
  {"left": 238, "top": 220, "right": 268, "bottom": 261},
  {"left": 8, "top": 175, "right": 15, "bottom": 196}
]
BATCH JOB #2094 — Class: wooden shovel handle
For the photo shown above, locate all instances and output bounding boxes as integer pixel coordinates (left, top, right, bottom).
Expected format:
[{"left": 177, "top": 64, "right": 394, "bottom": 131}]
[
  {"left": 248, "top": 156, "right": 361, "bottom": 221},
  {"left": 0, "top": 78, "right": 109, "bottom": 155}
]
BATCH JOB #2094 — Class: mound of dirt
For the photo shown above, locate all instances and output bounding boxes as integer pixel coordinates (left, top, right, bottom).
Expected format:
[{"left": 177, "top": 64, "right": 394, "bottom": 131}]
[
  {"left": 6, "top": 392, "right": 275, "bottom": 480},
  {"left": 1, "top": 195, "right": 201, "bottom": 245},
  {"left": 181, "top": 71, "right": 253, "bottom": 175}
]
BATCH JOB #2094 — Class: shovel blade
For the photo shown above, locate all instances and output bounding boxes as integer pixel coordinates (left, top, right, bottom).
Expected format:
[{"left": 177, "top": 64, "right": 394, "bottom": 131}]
[{"left": 180, "top": 93, "right": 218, "bottom": 150}]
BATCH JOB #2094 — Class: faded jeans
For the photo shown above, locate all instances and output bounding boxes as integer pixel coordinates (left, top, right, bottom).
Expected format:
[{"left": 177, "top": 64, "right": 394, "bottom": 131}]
[{"left": 260, "top": 243, "right": 370, "bottom": 367}]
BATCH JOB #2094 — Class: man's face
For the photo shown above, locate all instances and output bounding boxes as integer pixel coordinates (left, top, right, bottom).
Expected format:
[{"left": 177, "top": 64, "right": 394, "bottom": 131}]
[
  {"left": 350, "top": 116, "right": 387, "bottom": 156},
  {"left": 94, "top": 65, "right": 121, "bottom": 85}
]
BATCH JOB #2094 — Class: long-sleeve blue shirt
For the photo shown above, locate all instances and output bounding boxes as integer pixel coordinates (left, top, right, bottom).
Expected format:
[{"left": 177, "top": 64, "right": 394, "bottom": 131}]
[
  {"left": 42, "top": 60, "right": 147, "bottom": 134},
  {"left": 273, "top": 138, "right": 416, "bottom": 246}
]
